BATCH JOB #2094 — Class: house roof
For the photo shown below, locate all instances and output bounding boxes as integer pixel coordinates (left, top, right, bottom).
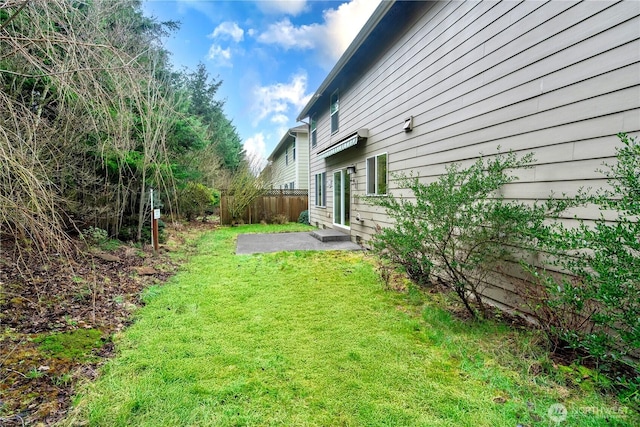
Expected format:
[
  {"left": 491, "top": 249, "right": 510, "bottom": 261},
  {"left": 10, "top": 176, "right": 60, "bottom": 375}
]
[
  {"left": 267, "top": 124, "right": 308, "bottom": 161},
  {"left": 296, "top": 0, "right": 428, "bottom": 122}
]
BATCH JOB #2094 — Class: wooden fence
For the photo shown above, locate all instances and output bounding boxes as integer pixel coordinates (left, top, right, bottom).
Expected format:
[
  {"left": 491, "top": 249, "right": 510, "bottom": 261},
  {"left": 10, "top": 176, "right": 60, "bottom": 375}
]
[{"left": 220, "top": 189, "right": 309, "bottom": 225}]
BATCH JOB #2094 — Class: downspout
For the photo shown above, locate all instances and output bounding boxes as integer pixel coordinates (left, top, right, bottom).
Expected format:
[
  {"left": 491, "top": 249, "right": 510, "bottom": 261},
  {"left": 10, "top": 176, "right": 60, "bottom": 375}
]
[
  {"left": 288, "top": 130, "right": 297, "bottom": 189},
  {"left": 297, "top": 119, "right": 311, "bottom": 218}
]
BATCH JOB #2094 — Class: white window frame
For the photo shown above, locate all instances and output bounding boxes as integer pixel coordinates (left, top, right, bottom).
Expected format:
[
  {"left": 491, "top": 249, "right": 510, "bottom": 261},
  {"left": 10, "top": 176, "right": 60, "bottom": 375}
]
[
  {"left": 366, "top": 153, "right": 388, "bottom": 196},
  {"left": 292, "top": 139, "right": 296, "bottom": 161},
  {"left": 330, "top": 90, "right": 339, "bottom": 134},
  {"left": 311, "top": 116, "right": 317, "bottom": 148},
  {"left": 314, "top": 172, "right": 326, "bottom": 207}
]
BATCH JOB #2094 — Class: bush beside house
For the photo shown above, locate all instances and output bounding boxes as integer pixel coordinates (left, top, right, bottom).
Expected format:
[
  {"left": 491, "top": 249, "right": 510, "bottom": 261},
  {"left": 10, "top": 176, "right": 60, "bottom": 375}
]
[{"left": 364, "top": 134, "right": 639, "bottom": 393}]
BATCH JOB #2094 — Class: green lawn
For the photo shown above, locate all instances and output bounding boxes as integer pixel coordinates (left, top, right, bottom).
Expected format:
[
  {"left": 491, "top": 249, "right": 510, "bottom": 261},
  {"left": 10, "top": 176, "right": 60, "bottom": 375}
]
[{"left": 67, "top": 224, "right": 636, "bottom": 426}]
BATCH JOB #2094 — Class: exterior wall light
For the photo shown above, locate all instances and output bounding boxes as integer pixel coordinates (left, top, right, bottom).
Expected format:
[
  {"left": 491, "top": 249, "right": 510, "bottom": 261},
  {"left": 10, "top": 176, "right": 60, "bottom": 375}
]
[{"left": 346, "top": 165, "right": 356, "bottom": 175}]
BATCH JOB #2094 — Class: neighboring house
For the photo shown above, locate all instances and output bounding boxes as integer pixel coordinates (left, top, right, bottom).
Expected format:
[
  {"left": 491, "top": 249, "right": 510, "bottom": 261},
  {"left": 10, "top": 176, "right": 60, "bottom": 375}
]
[
  {"left": 297, "top": 1, "right": 639, "bottom": 308},
  {"left": 266, "top": 124, "right": 310, "bottom": 190},
  {"left": 298, "top": 0, "right": 639, "bottom": 238}
]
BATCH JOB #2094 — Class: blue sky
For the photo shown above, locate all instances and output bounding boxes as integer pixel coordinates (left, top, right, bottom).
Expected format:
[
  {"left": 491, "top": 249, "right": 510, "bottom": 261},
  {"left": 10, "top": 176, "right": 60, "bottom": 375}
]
[{"left": 142, "top": 0, "right": 381, "bottom": 165}]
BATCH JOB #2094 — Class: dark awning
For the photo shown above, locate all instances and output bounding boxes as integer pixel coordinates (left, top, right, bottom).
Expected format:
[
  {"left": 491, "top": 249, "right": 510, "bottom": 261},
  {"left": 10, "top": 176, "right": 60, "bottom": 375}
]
[{"left": 317, "top": 129, "right": 368, "bottom": 159}]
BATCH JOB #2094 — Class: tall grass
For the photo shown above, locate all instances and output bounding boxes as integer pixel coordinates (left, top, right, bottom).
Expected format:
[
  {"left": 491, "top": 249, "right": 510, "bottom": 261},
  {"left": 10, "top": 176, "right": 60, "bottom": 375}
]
[{"left": 67, "top": 224, "right": 636, "bottom": 426}]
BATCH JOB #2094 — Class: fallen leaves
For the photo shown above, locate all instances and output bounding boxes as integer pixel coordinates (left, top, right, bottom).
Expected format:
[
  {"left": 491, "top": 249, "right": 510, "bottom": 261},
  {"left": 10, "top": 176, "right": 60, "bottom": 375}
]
[{"left": 0, "top": 223, "right": 210, "bottom": 426}]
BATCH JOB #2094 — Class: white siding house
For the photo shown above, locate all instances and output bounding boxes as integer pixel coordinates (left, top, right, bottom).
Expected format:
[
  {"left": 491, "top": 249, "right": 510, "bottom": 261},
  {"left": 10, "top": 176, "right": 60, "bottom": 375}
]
[
  {"left": 297, "top": 0, "right": 640, "bottom": 308},
  {"left": 266, "top": 124, "right": 310, "bottom": 190}
]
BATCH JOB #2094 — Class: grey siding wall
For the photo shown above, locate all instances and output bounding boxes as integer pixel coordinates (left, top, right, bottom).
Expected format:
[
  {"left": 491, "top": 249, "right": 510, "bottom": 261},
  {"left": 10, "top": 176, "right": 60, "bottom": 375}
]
[
  {"left": 307, "top": 0, "right": 640, "bottom": 310},
  {"left": 271, "top": 131, "right": 309, "bottom": 190},
  {"left": 310, "top": 0, "right": 639, "bottom": 234},
  {"left": 270, "top": 146, "right": 296, "bottom": 189},
  {"left": 295, "top": 132, "right": 310, "bottom": 189}
]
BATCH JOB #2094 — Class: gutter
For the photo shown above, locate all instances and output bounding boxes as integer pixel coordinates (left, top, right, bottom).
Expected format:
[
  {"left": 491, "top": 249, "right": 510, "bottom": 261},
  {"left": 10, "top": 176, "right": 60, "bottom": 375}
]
[{"left": 267, "top": 124, "right": 308, "bottom": 162}]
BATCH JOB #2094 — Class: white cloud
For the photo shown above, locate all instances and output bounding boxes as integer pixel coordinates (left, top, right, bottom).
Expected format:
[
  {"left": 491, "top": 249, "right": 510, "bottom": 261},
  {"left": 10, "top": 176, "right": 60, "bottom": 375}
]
[
  {"left": 271, "top": 114, "right": 289, "bottom": 125},
  {"left": 255, "top": 0, "right": 308, "bottom": 16},
  {"left": 175, "top": 0, "right": 219, "bottom": 22},
  {"left": 252, "top": 72, "right": 312, "bottom": 126},
  {"left": 275, "top": 126, "right": 290, "bottom": 141},
  {"left": 210, "top": 22, "right": 244, "bottom": 42},
  {"left": 255, "top": 0, "right": 381, "bottom": 67},
  {"left": 244, "top": 133, "right": 268, "bottom": 172},
  {"left": 207, "top": 44, "right": 232, "bottom": 67},
  {"left": 257, "top": 18, "right": 319, "bottom": 50},
  {"left": 321, "top": 0, "right": 381, "bottom": 63}
]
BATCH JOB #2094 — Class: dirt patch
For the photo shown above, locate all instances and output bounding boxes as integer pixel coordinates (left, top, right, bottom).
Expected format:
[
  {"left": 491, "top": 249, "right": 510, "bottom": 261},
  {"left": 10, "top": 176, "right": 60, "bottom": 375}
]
[{"left": 0, "top": 221, "right": 215, "bottom": 426}]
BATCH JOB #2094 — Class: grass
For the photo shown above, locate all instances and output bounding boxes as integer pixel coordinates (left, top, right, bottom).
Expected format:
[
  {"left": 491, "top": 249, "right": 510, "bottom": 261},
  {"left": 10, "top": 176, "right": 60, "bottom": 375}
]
[{"left": 67, "top": 224, "right": 637, "bottom": 426}]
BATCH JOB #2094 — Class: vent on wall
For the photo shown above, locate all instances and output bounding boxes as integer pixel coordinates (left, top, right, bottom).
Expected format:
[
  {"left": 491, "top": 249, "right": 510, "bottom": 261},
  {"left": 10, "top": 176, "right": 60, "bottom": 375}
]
[{"left": 403, "top": 116, "right": 413, "bottom": 132}]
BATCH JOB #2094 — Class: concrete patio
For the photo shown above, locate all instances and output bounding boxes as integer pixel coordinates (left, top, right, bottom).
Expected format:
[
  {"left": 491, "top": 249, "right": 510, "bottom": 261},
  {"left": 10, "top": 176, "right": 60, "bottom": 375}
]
[{"left": 235, "top": 230, "right": 362, "bottom": 254}]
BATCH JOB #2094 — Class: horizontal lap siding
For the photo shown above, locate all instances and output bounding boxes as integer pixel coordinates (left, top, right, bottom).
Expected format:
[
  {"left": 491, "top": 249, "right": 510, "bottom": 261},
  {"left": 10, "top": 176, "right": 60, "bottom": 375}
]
[
  {"left": 296, "top": 133, "right": 310, "bottom": 190},
  {"left": 344, "top": 2, "right": 636, "bottom": 145},
  {"left": 308, "top": 0, "right": 639, "bottom": 237},
  {"left": 308, "top": 0, "right": 640, "bottom": 312},
  {"left": 271, "top": 149, "right": 296, "bottom": 189}
]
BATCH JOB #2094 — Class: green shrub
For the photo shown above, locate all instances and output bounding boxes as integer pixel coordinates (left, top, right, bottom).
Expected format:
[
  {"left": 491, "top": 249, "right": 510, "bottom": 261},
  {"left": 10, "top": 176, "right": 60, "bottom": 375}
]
[
  {"left": 178, "top": 182, "right": 216, "bottom": 221},
  {"left": 537, "top": 133, "right": 639, "bottom": 373},
  {"left": 117, "top": 225, "right": 135, "bottom": 242},
  {"left": 271, "top": 214, "right": 289, "bottom": 225},
  {"left": 80, "top": 226, "right": 109, "bottom": 245},
  {"left": 143, "top": 219, "right": 166, "bottom": 244},
  {"left": 120, "top": 219, "right": 166, "bottom": 244},
  {"left": 298, "top": 210, "right": 309, "bottom": 225},
  {"left": 363, "top": 151, "right": 567, "bottom": 319},
  {"left": 211, "top": 188, "right": 221, "bottom": 207}
]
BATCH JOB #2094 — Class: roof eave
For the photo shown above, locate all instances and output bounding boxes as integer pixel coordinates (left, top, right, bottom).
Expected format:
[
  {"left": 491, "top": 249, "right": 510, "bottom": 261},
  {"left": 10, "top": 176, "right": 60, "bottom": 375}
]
[
  {"left": 266, "top": 125, "right": 309, "bottom": 161},
  {"left": 296, "top": 0, "right": 395, "bottom": 122}
]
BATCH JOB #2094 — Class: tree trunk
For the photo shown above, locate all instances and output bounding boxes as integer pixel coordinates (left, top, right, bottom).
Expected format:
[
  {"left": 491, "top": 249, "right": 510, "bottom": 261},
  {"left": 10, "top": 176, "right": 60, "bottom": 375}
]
[{"left": 136, "top": 169, "right": 147, "bottom": 242}]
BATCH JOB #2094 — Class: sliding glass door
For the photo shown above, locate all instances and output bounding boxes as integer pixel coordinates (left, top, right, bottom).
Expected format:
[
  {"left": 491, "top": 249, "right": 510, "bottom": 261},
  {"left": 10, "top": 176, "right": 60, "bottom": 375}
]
[{"left": 333, "top": 169, "right": 350, "bottom": 227}]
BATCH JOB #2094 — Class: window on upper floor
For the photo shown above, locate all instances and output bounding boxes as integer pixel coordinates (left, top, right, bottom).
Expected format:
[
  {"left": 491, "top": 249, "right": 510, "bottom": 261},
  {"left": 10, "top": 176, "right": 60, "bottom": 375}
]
[
  {"left": 366, "top": 153, "right": 388, "bottom": 195},
  {"left": 285, "top": 147, "right": 289, "bottom": 166},
  {"left": 311, "top": 116, "right": 317, "bottom": 148},
  {"left": 330, "top": 90, "right": 339, "bottom": 134},
  {"left": 315, "top": 172, "right": 326, "bottom": 207},
  {"left": 292, "top": 139, "right": 296, "bottom": 161}
]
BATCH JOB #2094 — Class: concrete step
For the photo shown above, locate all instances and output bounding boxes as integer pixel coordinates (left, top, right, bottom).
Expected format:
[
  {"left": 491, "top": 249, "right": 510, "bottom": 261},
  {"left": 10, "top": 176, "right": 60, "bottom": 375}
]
[{"left": 310, "top": 229, "right": 352, "bottom": 242}]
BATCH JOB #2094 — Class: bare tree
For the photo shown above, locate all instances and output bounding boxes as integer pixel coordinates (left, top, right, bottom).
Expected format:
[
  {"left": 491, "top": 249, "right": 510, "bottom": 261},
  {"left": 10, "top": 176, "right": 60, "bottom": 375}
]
[
  {"left": 0, "top": 0, "right": 179, "bottom": 257},
  {"left": 219, "top": 154, "right": 271, "bottom": 223}
]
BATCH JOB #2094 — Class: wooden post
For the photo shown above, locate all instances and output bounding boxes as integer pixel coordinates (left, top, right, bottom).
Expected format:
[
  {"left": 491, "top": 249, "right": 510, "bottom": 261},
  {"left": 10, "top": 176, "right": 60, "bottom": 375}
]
[{"left": 152, "top": 208, "right": 160, "bottom": 252}]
